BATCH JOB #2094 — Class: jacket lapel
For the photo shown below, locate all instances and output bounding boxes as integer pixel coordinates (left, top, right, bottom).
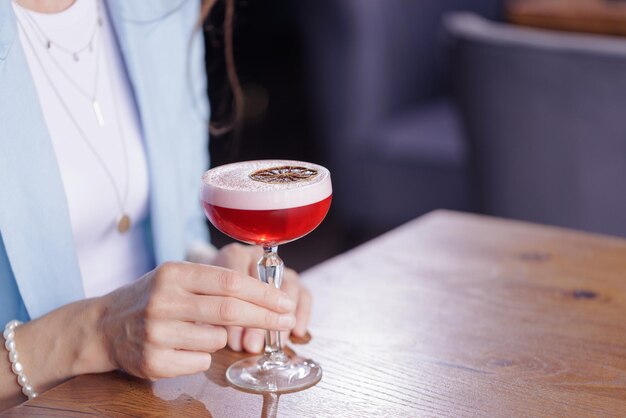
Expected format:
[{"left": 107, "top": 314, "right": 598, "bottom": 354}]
[
  {"left": 107, "top": 0, "right": 189, "bottom": 263},
  {"left": 0, "top": 1, "right": 84, "bottom": 319}
]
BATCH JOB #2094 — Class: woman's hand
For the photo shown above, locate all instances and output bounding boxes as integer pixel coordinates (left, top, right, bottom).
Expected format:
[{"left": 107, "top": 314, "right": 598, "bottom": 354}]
[
  {"left": 99, "top": 261, "right": 296, "bottom": 380},
  {"left": 0, "top": 261, "right": 293, "bottom": 410},
  {"left": 213, "top": 243, "right": 312, "bottom": 353}
]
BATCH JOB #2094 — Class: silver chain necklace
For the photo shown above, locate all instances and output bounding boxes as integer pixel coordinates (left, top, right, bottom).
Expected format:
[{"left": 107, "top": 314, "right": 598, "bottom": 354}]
[
  {"left": 16, "top": 17, "right": 132, "bottom": 234},
  {"left": 15, "top": 0, "right": 101, "bottom": 61},
  {"left": 14, "top": 1, "right": 105, "bottom": 126}
]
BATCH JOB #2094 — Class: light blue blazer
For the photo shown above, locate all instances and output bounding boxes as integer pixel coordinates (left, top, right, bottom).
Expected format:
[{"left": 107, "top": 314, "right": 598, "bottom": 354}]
[{"left": 0, "top": 0, "right": 210, "bottom": 324}]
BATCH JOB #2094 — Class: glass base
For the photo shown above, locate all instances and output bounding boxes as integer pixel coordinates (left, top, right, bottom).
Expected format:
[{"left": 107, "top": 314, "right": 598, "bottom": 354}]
[{"left": 226, "top": 354, "right": 322, "bottom": 393}]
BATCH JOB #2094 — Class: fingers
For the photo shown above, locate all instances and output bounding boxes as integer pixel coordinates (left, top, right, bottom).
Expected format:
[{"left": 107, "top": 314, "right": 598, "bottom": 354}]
[
  {"left": 242, "top": 328, "right": 265, "bottom": 353},
  {"left": 190, "top": 295, "right": 296, "bottom": 330},
  {"left": 248, "top": 257, "right": 259, "bottom": 279},
  {"left": 281, "top": 268, "right": 311, "bottom": 337},
  {"left": 227, "top": 327, "right": 265, "bottom": 354},
  {"left": 147, "top": 321, "right": 227, "bottom": 353},
  {"left": 175, "top": 247, "right": 310, "bottom": 354},
  {"left": 178, "top": 264, "right": 295, "bottom": 314},
  {"left": 247, "top": 246, "right": 264, "bottom": 279},
  {"left": 281, "top": 268, "right": 300, "bottom": 308},
  {"left": 280, "top": 269, "right": 298, "bottom": 342},
  {"left": 293, "top": 287, "right": 312, "bottom": 337},
  {"left": 226, "top": 326, "right": 243, "bottom": 352},
  {"left": 144, "top": 349, "right": 213, "bottom": 379},
  {"left": 213, "top": 243, "right": 263, "bottom": 280}
]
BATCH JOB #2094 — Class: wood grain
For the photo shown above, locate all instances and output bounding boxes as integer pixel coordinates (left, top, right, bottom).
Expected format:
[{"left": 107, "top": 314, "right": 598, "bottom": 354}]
[
  {"left": 507, "top": 0, "right": 626, "bottom": 37},
  {"left": 4, "top": 210, "right": 626, "bottom": 417}
]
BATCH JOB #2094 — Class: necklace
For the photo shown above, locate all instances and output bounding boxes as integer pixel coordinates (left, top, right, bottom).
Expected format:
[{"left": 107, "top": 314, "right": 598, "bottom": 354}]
[
  {"left": 16, "top": 18, "right": 132, "bottom": 234},
  {"left": 14, "top": 1, "right": 105, "bottom": 126},
  {"left": 15, "top": 0, "right": 102, "bottom": 62}
]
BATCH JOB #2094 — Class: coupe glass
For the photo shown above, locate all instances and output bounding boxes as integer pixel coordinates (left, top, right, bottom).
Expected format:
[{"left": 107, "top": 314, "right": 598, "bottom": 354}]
[{"left": 201, "top": 160, "right": 332, "bottom": 393}]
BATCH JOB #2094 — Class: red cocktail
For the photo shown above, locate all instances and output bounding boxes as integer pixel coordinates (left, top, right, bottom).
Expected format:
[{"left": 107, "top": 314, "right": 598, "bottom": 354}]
[
  {"left": 202, "top": 195, "right": 332, "bottom": 246},
  {"left": 201, "top": 160, "right": 331, "bottom": 393}
]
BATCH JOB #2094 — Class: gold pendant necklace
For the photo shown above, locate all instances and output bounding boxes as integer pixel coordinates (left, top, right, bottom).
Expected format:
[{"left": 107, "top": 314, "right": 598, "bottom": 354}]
[{"left": 117, "top": 214, "right": 131, "bottom": 234}]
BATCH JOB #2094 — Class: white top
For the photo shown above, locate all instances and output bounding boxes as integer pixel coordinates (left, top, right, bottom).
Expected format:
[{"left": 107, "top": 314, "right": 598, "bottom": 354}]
[
  {"left": 13, "top": 0, "right": 153, "bottom": 298},
  {"left": 202, "top": 160, "right": 332, "bottom": 210}
]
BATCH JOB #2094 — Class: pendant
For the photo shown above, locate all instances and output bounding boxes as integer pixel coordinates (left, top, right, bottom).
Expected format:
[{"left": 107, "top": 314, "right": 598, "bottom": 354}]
[
  {"left": 92, "top": 100, "right": 104, "bottom": 127},
  {"left": 117, "top": 214, "right": 131, "bottom": 234}
]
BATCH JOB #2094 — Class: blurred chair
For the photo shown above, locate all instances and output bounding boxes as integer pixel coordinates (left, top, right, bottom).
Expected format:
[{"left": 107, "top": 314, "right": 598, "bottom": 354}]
[
  {"left": 446, "top": 12, "right": 626, "bottom": 237},
  {"left": 300, "top": 1, "right": 502, "bottom": 238}
]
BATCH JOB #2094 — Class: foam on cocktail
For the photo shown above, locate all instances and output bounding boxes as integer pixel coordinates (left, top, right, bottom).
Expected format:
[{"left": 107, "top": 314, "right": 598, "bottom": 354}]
[{"left": 202, "top": 160, "right": 332, "bottom": 210}]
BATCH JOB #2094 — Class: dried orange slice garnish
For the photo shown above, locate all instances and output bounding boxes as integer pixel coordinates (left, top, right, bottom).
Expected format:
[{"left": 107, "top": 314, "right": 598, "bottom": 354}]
[{"left": 250, "top": 165, "right": 318, "bottom": 184}]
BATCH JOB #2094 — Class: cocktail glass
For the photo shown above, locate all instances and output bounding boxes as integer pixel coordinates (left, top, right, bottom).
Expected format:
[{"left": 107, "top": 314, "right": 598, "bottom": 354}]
[{"left": 201, "top": 160, "right": 332, "bottom": 393}]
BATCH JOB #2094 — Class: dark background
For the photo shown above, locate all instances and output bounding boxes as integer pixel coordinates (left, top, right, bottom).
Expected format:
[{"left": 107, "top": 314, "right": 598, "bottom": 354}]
[
  {"left": 203, "top": 0, "right": 626, "bottom": 271},
  {"left": 205, "top": 0, "right": 341, "bottom": 271}
]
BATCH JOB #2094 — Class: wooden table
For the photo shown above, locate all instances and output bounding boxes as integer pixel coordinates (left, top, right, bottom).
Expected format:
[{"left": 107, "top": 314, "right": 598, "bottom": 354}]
[
  {"left": 4, "top": 210, "right": 626, "bottom": 417},
  {"left": 507, "top": 0, "right": 626, "bottom": 37}
]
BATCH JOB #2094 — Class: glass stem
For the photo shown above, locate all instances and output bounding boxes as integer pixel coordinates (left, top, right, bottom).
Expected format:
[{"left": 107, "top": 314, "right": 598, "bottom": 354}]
[{"left": 257, "top": 246, "right": 288, "bottom": 366}]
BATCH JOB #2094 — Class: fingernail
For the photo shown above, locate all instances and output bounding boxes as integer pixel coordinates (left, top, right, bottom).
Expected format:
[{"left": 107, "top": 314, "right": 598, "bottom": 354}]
[
  {"left": 279, "top": 314, "right": 296, "bottom": 329},
  {"left": 249, "top": 333, "right": 265, "bottom": 353},
  {"left": 278, "top": 296, "right": 295, "bottom": 311},
  {"left": 229, "top": 338, "right": 241, "bottom": 352},
  {"left": 290, "top": 330, "right": 312, "bottom": 345}
]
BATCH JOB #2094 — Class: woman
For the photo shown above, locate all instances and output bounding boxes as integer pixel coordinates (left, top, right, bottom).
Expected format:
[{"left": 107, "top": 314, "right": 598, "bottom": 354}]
[{"left": 0, "top": 0, "right": 311, "bottom": 409}]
